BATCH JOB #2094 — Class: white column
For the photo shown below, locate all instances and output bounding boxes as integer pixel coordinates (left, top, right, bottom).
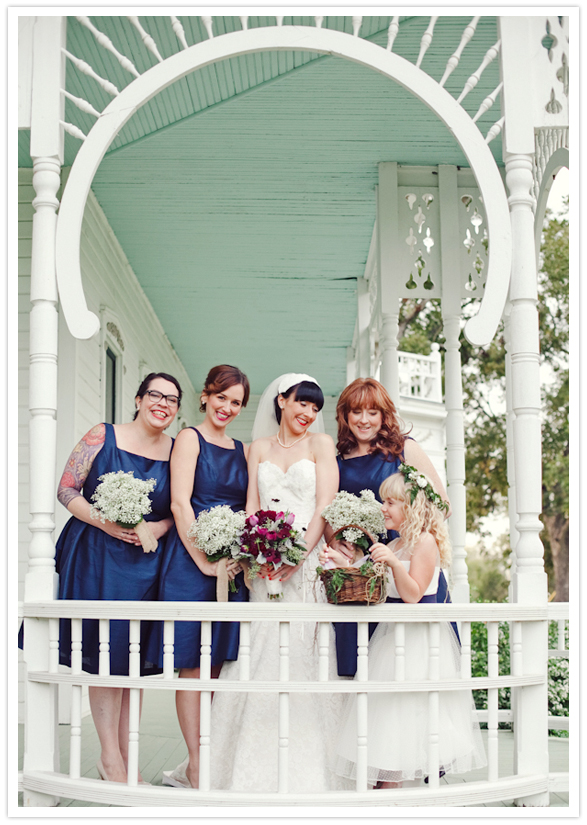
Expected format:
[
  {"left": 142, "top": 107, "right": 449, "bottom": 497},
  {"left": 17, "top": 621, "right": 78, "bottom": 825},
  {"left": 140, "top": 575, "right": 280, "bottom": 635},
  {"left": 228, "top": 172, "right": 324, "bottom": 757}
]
[
  {"left": 356, "top": 277, "right": 370, "bottom": 378},
  {"left": 505, "top": 152, "right": 549, "bottom": 807},
  {"left": 377, "top": 163, "right": 400, "bottom": 399},
  {"left": 22, "top": 16, "right": 66, "bottom": 807},
  {"left": 438, "top": 165, "right": 469, "bottom": 602},
  {"left": 503, "top": 309, "right": 519, "bottom": 602}
]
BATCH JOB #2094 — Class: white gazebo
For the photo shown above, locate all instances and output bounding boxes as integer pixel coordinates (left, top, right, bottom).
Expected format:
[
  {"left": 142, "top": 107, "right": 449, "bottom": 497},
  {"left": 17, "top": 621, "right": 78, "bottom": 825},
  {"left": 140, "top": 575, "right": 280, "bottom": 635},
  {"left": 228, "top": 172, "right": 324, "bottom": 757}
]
[{"left": 16, "top": 13, "right": 571, "bottom": 808}]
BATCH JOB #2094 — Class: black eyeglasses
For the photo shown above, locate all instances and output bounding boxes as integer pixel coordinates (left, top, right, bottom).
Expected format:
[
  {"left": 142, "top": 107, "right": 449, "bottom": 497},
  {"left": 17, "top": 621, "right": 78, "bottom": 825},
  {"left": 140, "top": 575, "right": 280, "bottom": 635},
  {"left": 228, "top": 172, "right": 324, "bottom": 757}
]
[{"left": 145, "top": 390, "right": 180, "bottom": 407}]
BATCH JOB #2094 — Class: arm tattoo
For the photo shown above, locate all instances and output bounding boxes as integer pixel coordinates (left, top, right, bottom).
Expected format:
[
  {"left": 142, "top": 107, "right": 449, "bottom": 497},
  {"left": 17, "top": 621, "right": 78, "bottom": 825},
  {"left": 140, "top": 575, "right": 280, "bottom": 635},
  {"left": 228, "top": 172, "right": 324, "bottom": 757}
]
[{"left": 57, "top": 424, "right": 106, "bottom": 509}]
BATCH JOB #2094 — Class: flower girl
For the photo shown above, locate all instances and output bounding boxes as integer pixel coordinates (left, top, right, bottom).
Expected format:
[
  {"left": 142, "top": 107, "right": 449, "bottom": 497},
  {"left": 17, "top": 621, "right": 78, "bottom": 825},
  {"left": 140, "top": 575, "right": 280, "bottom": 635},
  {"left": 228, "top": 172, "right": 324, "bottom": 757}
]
[{"left": 328, "top": 465, "right": 486, "bottom": 788}]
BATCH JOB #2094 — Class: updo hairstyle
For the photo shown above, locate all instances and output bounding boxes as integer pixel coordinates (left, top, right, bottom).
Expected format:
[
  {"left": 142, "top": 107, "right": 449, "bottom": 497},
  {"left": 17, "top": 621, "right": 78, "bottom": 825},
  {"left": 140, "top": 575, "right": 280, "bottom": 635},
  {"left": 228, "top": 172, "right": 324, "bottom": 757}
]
[
  {"left": 200, "top": 364, "right": 250, "bottom": 413},
  {"left": 134, "top": 372, "right": 182, "bottom": 420}
]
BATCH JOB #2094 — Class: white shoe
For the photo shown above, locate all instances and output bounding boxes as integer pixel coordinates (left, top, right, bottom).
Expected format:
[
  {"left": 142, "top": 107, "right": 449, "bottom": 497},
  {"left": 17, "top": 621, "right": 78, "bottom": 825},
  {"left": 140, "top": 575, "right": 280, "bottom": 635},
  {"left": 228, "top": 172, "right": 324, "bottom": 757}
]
[{"left": 162, "top": 758, "right": 192, "bottom": 789}]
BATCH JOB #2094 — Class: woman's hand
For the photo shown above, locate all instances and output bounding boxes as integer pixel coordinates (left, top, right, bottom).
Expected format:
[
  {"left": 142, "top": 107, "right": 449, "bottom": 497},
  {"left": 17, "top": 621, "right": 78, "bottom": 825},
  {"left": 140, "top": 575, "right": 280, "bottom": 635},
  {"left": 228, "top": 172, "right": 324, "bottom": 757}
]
[
  {"left": 320, "top": 543, "right": 354, "bottom": 568},
  {"left": 98, "top": 519, "right": 142, "bottom": 545},
  {"left": 146, "top": 518, "right": 173, "bottom": 542},
  {"left": 369, "top": 542, "right": 398, "bottom": 568},
  {"left": 225, "top": 559, "right": 242, "bottom": 581},
  {"left": 275, "top": 560, "right": 304, "bottom": 584}
]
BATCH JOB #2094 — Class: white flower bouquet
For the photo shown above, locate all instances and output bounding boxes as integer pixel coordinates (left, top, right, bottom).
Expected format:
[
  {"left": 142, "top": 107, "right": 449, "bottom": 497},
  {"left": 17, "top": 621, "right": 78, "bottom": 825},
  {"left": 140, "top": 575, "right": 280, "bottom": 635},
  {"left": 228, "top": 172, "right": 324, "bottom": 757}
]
[
  {"left": 321, "top": 489, "right": 386, "bottom": 552},
  {"left": 187, "top": 505, "right": 247, "bottom": 600},
  {"left": 90, "top": 470, "right": 158, "bottom": 553}
]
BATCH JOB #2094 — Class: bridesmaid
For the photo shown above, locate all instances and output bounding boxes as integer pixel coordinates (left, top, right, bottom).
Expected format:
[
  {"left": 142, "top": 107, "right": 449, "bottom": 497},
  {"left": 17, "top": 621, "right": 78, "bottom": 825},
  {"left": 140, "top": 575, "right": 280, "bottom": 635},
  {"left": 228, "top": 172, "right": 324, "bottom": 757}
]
[
  {"left": 55, "top": 372, "right": 181, "bottom": 783},
  {"left": 158, "top": 364, "right": 250, "bottom": 790},
  {"left": 323, "top": 377, "right": 453, "bottom": 677}
]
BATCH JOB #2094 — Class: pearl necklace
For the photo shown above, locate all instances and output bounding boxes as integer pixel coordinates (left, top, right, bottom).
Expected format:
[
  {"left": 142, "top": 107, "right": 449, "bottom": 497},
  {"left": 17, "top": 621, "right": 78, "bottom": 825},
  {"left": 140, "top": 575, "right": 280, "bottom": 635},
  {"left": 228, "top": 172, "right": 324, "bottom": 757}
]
[{"left": 276, "top": 429, "right": 308, "bottom": 449}]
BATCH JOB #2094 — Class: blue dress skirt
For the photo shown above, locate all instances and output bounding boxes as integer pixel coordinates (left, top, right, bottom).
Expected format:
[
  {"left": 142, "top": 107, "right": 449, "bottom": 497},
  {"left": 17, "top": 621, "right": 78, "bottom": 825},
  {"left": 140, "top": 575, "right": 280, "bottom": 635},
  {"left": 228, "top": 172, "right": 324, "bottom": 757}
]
[
  {"left": 55, "top": 423, "right": 172, "bottom": 676},
  {"left": 157, "top": 429, "right": 249, "bottom": 670},
  {"left": 333, "top": 449, "right": 458, "bottom": 677}
]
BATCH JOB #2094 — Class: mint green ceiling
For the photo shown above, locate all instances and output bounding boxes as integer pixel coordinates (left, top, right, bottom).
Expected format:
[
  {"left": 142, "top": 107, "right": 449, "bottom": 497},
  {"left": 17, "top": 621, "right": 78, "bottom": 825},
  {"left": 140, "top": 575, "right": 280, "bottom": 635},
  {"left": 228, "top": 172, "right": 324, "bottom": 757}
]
[{"left": 20, "top": 15, "right": 502, "bottom": 396}]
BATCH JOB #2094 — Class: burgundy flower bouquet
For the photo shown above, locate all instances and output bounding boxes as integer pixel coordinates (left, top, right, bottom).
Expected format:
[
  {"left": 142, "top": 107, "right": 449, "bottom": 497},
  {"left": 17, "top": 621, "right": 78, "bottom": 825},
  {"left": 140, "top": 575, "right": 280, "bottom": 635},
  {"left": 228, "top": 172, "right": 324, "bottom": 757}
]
[{"left": 239, "top": 509, "right": 306, "bottom": 599}]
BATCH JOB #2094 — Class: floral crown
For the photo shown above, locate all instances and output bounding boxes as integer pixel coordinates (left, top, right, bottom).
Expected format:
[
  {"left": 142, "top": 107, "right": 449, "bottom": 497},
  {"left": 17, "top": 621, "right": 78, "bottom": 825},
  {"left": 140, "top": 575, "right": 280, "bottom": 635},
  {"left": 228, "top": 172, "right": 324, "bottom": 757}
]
[{"left": 398, "top": 463, "right": 449, "bottom": 514}]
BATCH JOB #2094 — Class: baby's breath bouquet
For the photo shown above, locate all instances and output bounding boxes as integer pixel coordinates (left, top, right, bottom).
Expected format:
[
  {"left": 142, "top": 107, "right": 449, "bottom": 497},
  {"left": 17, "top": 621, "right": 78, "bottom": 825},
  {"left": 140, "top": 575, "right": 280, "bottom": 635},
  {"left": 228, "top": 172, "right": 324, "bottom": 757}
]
[
  {"left": 90, "top": 470, "right": 158, "bottom": 553},
  {"left": 321, "top": 489, "right": 386, "bottom": 552},
  {"left": 187, "top": 505, "right": 247, "bottom": 600}
]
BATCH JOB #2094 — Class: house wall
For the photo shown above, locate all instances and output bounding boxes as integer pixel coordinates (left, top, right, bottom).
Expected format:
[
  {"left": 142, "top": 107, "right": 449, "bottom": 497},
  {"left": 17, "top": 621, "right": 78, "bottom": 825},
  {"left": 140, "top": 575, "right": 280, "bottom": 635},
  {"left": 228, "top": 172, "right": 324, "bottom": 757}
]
[{"left": 18, "top": 167, "right": 200, "bottom": 721}]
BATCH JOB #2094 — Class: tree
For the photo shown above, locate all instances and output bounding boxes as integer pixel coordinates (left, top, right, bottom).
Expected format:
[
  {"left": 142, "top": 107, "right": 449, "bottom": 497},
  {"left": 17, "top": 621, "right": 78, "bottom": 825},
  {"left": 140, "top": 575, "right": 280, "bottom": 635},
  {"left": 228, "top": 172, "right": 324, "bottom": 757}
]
[{"left": 398, "top": 200, "right": 569, "bottom": 599}]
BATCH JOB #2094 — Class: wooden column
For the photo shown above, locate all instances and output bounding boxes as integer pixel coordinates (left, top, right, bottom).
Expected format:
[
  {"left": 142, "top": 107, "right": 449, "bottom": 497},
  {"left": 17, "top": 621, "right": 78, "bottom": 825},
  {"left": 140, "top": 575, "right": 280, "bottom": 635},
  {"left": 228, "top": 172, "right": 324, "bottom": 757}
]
[
  {"left": 438, "top": 165, "right": 469, "bottom": 603},
  {"left": 356, "top": 277, "right": 370, "bottom": 378},
  {"left": 377, "top": 163, "right": 400, "bottom": 399},
  {"left": 22, "top": 15, "right": 66, "bottom": 808},
  {"left": 503, "top": 308, "right": 519, "bottom": 602}
]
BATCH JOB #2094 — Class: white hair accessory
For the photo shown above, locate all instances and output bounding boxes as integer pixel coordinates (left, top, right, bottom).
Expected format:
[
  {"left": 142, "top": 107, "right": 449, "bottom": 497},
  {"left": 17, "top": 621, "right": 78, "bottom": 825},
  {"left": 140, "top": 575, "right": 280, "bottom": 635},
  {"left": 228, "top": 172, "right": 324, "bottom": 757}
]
[
  {"left": 251, "top": 373, "right": 325, "bottom": 441},
  {"left": 277, "top": 373, "right": 318, "bottom": 396}
]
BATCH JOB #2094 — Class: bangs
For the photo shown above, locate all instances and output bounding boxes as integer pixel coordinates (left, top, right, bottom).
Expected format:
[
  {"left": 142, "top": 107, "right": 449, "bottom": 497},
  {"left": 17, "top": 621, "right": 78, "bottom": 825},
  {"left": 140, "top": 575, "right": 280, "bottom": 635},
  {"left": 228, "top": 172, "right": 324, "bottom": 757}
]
[
  {"left": 346, "top": 383, "right": 381, "bottom": 411},
  {"left": 293, "top": 381, "right": 324, "bottom": 411},
  {"left": 379, "top": 472, "right": 406, "bottom": 502}
]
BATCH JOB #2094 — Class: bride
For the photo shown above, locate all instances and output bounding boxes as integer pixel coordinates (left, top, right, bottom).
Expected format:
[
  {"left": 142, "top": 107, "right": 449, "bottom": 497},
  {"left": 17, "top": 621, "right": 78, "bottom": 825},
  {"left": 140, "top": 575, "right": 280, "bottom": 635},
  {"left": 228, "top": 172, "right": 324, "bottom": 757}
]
[{"left": 209, "top": 373, "right": 344, "bottom": 793}]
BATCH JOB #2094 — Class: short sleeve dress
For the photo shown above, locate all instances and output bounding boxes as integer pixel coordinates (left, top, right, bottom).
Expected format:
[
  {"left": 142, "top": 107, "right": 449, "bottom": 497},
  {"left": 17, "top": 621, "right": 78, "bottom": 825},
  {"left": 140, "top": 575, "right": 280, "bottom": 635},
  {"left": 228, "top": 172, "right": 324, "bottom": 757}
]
[
  {"left": 55, "top": 422, "right": 173, "bottom": 676},
  {"left": 157, "top": 429, "right": 249, "bottom": 669},
  {"left": 334, "top": 446, "right": 458, "bottom": 677}
]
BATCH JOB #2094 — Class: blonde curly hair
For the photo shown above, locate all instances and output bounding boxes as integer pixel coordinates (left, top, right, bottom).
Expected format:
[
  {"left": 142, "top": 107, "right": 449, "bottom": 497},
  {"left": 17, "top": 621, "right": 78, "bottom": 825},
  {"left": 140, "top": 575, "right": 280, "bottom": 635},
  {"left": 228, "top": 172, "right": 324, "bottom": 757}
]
[{"left": 379, "top": 472, "right": 452, "bottom": 568}]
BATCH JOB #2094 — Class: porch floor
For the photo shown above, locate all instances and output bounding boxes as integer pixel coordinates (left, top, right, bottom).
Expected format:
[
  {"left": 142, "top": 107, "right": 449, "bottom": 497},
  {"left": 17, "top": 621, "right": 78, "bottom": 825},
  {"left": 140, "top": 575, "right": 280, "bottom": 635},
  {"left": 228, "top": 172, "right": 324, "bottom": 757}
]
[{"left": 19, "top": 688, "right": 569, "bottom": 808}]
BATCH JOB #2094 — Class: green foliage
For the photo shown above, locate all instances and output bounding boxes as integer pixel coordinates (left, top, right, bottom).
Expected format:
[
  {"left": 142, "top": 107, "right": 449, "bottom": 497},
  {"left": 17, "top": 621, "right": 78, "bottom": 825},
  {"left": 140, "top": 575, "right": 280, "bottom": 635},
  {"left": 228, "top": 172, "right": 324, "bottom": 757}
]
[
  {"left": 470, "top": 618, "right": 569, "bottom": 737},
  {"left": 467, "top": 539, "right": 511, "bottom": 604},
  {"left": 398, "top": 202, "right": 569, "bottom": 595}
]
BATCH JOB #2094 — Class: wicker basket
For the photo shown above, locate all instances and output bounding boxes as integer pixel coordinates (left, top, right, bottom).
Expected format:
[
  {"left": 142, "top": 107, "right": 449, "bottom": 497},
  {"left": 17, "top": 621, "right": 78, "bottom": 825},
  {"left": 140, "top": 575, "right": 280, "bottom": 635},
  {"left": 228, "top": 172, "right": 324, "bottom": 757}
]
[{"left": 319, "top": 524, "right": 386, "bottom": 605}]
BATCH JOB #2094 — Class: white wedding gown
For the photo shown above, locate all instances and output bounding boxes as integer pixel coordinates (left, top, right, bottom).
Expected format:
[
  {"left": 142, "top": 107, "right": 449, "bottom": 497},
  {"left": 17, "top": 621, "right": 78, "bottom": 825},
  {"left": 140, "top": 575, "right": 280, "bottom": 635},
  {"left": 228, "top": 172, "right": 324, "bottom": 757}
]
[{"left": 209, "top": 459, "right": 347, "bottom": 793}]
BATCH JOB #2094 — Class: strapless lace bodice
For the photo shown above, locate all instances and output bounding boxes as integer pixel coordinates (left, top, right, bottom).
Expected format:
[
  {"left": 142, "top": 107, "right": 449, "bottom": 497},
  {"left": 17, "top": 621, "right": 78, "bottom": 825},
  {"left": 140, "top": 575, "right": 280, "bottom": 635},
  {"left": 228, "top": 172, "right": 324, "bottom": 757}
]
[{"left": 257, "top": 459, "right": 317, "bottom": 532}]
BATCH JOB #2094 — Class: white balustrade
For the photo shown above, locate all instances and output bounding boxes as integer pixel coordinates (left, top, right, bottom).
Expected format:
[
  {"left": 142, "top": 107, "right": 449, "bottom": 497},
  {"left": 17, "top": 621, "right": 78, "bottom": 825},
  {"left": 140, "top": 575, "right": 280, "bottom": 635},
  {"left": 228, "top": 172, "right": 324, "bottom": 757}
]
[
  {"left": 386, "top": 17, "right": 400, "bottom": 51},
  {"left": 163, "top": 621, "right": 174, "bottom": 678},
  {"left": 416, "top": 17, "right": 438, "bottom": 68},
  {"left": 485, "top": 116, "right": 505, "bottom": 144},
  {"left": 60, "top": 120, "right": 87, "bottom": 142},
  {"left": 62, "top": 89, "right": 101, "bottom": 118},
  {"left": 278, "top": 622, "right": 290, "bottom": 793},
  {"left": 473, "top": 82, "right": 504, "bottom": 123},
  {"left": 457, "top": 40, "right": 501, "bottom": 103},
  {"left": 76, "top": 16, "right": 140, "bottom": 77},
  {"left": 487, "top": 622, "right": 499, "bottom": 781},
  {"left": 199, "top": 621, "right": 212, "bottom": 791},
  {"left": 62, "top": 49, "right": 120, "bottom": 96},
  {"left": 99, "top": 619, "right": 110, "bottom": 675},
  {"left": 201, "top": 16, "right": 214, "bottom": 40},
  {"left": 170, "top": 16, "right": 189, "bottom": 50},
  {"left": 238, "top": 621, "right": 251, "bottom": 680},
  {"left": 127, "top": 17, "right": 164, "bottom": 61},
  {"left": 19, "top": 600, "right": 564, "bottom": 806},
  {"left": 427, "top": 622, "right": 441, "bottom": 789},
  {"left": 439, "top": 17, "right": 480, "bottom": 87}
]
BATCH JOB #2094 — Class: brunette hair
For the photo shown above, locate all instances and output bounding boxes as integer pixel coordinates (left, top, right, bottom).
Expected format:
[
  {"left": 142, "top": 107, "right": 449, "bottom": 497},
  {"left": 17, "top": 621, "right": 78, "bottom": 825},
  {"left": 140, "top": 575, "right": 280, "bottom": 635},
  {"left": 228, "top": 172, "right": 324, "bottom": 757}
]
[
  {"left": 133, "top": 372, "right": 182, "bottom": 420},
  {"left": 200, "top": 365, "right": 250, "bottom": 412},
  {"left": 379, "top": 472, "right": 451, "bottom": 568},
  {"left": 274, "top": 381, "right": 324, "bottom": 424},
  {"left": 336, "top": 377, "right": 410, "bottom": 460}
]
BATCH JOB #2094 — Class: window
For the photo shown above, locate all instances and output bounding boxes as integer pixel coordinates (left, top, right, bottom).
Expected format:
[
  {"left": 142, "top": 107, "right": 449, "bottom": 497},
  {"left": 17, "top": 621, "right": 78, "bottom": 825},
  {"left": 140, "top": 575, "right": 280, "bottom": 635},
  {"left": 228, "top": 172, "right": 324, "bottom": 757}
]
[{"left": 105, "top": 347, "right": 117, "bottom": 424}]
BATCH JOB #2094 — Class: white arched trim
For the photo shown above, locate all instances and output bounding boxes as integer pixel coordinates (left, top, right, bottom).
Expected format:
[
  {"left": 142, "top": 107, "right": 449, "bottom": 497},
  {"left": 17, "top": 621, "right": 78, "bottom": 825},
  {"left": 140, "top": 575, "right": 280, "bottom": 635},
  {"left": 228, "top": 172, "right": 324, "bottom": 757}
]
[
  {"left": 534, "top": 147, "right": 569, "bottom": 259},
  {"left": 56, "top": 26, "right": 511, "bottom": 346}
]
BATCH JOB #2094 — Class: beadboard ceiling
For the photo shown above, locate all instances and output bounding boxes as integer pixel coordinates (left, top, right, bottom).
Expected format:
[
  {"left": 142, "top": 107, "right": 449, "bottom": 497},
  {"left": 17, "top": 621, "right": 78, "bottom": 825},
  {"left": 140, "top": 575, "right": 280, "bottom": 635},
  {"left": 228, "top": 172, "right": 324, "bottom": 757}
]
[{"left": 21, "top": 15, "right": 502, "bottom": 396}]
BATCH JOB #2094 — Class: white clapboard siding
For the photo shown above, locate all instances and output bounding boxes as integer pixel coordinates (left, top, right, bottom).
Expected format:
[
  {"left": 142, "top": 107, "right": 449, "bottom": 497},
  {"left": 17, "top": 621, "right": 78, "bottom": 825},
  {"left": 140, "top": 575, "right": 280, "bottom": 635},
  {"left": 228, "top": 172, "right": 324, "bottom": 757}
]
[{"left": 18, "top": 166, "right": 200, "bottom": 722}]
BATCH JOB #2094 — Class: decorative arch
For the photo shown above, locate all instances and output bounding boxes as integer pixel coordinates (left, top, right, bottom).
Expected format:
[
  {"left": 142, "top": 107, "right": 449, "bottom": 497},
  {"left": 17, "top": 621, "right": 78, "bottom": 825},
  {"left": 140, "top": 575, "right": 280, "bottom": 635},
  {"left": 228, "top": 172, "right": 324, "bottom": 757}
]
[
  {"left": 56, "top": 26, "right": 511, "bottom": 347},
  {"left": 534, "top": 146, "right": 569, "bottom": 258}
]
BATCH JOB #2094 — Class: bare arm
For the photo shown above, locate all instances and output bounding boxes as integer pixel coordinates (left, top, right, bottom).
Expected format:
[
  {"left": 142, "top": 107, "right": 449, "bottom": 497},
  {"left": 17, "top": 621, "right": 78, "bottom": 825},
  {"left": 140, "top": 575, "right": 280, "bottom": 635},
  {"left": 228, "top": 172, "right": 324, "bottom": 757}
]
[
  {"left": 403, "top": 439, "right": 451, "bottom": 517},
  {"left": 245, "top": 440, "right": 262, "bottom": 516},
  {"left": 370, "top": 534, "right": 437, "bottom": 603},
  {"left": 56, "top": 424, "right": 141, "bottom": 545}
]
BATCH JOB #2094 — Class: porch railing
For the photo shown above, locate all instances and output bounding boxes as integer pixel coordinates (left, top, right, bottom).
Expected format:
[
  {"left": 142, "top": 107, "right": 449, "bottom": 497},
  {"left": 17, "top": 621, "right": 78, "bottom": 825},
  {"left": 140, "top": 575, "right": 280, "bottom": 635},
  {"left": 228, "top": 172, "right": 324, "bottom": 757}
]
[{"left": 20, "top": 600, "right": 568, "bottom": 807}]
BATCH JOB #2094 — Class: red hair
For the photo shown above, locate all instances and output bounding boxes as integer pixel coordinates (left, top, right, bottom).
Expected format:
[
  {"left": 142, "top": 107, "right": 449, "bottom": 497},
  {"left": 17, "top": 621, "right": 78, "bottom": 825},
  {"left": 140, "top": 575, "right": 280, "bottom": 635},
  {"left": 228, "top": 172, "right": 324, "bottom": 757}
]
[
  {"left": 336, "top": 378, "right": 410, "bottom": 460},
  {"left": 200, "top": 365, "right": 250, "bottom": 412}
]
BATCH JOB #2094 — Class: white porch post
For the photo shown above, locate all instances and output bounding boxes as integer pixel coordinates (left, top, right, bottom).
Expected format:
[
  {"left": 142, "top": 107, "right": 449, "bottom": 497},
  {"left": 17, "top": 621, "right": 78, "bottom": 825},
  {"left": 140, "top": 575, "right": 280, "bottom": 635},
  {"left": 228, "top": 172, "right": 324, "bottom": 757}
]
[
  {"left": 503, "top": 308, "right": 519, "bottom": 601},
  {"left": 499, "top": 16, "right": 550, "bottom": 805},
  {"left": 377, "top": 163, "right": 400, "bottom": 400},
  {"left": 22, "top": 15, "right": 66, "bottom": 807},
  {"left": 439, "top": 165, "right": 469, "bottom": 603},
  {"left": 356, "top": 277, "right": 371, "bottom": 378}
]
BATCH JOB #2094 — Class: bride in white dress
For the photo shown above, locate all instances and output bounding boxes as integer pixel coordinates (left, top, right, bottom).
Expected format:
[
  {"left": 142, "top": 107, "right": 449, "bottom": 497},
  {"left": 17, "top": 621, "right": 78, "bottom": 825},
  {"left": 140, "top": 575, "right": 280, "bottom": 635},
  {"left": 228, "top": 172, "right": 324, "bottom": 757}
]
[{"left": 208, "top": 373, "right": 345, "bottom": 793}]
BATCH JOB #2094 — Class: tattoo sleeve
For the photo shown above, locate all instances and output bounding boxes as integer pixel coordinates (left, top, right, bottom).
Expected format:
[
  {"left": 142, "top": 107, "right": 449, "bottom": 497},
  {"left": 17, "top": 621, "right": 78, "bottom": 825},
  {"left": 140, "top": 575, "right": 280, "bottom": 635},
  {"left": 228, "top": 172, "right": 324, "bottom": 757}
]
[{"left": 57, "top": 424, "right": 106, "bottom": 509}]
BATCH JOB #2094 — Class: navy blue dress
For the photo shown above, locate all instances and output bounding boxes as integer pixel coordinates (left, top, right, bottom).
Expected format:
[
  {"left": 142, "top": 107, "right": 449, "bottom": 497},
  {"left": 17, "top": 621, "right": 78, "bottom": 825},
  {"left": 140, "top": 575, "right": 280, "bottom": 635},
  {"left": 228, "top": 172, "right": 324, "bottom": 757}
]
[
  {"left": 334, "top": 448, "right": 457, "bottom": 676},
  {"left": 56, "top": 423, "right": 172, "bottom": 676},
  {"left": 157, "top": 429, "right": 249, "bottom": 669}
]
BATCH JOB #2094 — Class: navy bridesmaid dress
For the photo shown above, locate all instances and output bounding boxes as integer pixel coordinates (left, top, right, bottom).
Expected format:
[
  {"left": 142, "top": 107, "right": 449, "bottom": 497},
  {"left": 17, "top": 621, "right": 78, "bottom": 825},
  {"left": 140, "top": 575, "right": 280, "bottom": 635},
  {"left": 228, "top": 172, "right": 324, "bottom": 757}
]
[
  {"left": 56, "top": 422, "right": 172, "bottom": 676},
  {"left": 334, "top": 448, "right": 458, "bottom": 677},
  {"left": 157, "top": 429, "right": 249, "bottom": 669}
]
